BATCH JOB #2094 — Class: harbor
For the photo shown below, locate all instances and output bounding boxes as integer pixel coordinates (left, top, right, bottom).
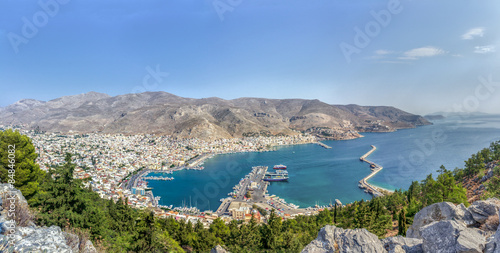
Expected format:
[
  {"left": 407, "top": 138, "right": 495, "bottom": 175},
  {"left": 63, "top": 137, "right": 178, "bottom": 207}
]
[
  {"left": 216, "top": 166, "right": 318, "bottom": 218},
  {"left": 358, "top": 145, "right": 392, "bottom": 197}
]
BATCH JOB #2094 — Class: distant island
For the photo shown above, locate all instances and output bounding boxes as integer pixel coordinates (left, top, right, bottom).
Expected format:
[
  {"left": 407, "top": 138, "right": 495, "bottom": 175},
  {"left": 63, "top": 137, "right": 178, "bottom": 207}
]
[
  {"left": 0, "top": 91, "right": 430, "bottom": 140},
  {"left": 424, "top": 114, "right": 445, "bottom": 120}
]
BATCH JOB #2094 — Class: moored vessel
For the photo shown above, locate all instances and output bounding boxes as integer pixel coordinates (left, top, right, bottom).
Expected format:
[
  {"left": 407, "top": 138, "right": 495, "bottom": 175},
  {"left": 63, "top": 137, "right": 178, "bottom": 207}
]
[{"left": 273, "top": 164, "right": 287, "bottom": 170}]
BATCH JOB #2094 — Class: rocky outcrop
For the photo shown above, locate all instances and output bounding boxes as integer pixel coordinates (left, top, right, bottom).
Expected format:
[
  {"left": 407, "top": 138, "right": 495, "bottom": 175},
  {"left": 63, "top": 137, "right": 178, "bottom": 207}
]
[
  {"left": 485, "top": 211, "right": 500, "bottom": 253},
  {"left": 301, "top": 225, "right": 386, "bottom": 253},
  {"left": 211, "top": 245, "right": 230, "bottom": 253},
  {"left": 407, "top": 199, "right": 500, "bottom": 240},
  {"left": 302, "top": 199, "right": 500, "bottom": 253},
  {"left": 0, "top": 184, "right": 97, "bottom": 253},
  {"left": 406, "top": 198, "right": 500, "bottom": 253},
  {"left": 406, "top": 202, "right": 463, "bottom": 239},
  {"left": 467, "top": 198, "right": 500, "bottom": 226},
  {"left": 420, "top": 220, "right": 485, "bottom": 253},
  {"left": 381, "top": 236, "right": 423, "bottom": 253}
]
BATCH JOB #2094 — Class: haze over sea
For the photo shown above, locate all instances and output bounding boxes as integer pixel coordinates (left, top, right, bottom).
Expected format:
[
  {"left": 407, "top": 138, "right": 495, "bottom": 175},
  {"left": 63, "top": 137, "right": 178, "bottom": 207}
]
[{"left": 148, "top": 115, "right": 500, "bottom": 211}]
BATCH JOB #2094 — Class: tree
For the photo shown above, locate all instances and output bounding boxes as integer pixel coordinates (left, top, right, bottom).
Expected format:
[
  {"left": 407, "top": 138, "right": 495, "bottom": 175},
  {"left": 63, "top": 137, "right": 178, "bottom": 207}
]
[
  {"left": 398, "top": 208, "right": 407, "bottom": 236},
  {"left": 0, "top": 129, "right": 45, "bottom": 200}
]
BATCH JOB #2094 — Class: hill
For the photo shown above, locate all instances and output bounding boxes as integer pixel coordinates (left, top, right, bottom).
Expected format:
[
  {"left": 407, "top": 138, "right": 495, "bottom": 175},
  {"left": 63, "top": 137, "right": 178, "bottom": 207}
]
[{"left": 0, "top": 92, "right": 430, "bottom": 139}]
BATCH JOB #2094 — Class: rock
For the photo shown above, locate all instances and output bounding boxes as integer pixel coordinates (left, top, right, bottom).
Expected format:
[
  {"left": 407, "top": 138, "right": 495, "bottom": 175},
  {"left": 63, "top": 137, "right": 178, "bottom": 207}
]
[
  {"left": 211, "top": 245, "right": 230, "bottom": 253},
  {"left": 467, "top": 198, "right": 500, "bottom": 225},
  {"left": 389, "top": 245, "right": 406, "bottom": 253},
  {"left": 407, "top": 202, "right": 461, "bottom": 239},
  {"left": 0, "top": 184, "right": 97, "bottom": 253},
  {"left": 381, "top": 235, "right": 423, "bottom": 253},
  {"left": 0, "top": 225, "right": 72, "bottom": 253},
  {"left": 421, "top": 220, "right": 485, "bottom": 253},
  {"left": 485, "top": 211, "right": 500, "bottom": 253},
  {"left": 301, "top": 225, "right": 385, "bottom": 253}
]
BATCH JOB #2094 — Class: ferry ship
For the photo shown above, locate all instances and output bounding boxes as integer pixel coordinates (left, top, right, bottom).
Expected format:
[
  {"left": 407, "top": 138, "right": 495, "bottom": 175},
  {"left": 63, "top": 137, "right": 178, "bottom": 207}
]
[
  {"left": 264, "top": 170, "right": 289, "bottom": 182},
  {"left": 273, "top": 164, "right": 287, "bottom": 170}
]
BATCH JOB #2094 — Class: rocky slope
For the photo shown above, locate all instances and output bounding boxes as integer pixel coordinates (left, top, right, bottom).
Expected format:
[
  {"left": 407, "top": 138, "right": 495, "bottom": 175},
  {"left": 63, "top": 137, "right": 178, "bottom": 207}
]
[
  {"left": 0, "top": 92, "right": 430, "bottom": 140},
  {"left": 462, "top": 161, "right": 499, "bottom": 203},
  {"left": 0, "top": 184, "right": 97, "bottom": 253},
  {"left": 302, "top": 198, "right": 500, "bottom": 253}
]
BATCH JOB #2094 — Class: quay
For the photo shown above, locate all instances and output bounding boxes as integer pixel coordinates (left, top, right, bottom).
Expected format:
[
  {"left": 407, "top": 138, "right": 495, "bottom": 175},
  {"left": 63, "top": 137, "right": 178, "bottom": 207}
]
[
  {"left": 316, "top": 142, "right": 332, "bottom": 149},
  {"left": 142, "top": 176, "right": 174, "bottom": 181},
  {"left": 216, "top": 166, "right": 314, "bottom": 217},
  {"left": 358, "top": 145, "right": 392, "bottom": 197}
]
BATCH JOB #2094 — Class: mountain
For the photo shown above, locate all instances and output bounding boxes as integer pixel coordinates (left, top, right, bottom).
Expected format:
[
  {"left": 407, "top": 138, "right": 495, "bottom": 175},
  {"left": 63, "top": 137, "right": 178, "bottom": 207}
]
[{"left": 0, "top": 91, "right": 431, "bottom": 139}]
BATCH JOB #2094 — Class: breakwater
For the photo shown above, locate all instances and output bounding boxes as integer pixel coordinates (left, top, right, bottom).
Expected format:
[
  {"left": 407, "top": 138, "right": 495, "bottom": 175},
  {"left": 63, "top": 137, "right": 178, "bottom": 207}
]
[
  {"left": 358, "top": 145, "right": 390, "bottom": 197},
  {"left": 316, "top": 142, "right": 332, "bottom": 149}
]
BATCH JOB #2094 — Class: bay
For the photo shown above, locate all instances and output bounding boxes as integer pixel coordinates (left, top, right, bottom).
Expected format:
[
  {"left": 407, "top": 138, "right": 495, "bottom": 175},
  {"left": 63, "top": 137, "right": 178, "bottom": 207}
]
[{"left": 148, "top": 115, "right": 500, "bottom": 211}]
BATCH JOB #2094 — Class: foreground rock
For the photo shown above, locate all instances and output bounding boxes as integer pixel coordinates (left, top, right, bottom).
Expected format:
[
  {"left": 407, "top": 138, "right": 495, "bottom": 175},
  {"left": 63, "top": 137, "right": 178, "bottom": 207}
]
[
  {"left": 420, "top": 220, "right": 485, "bottom": 253},
  {"left": 211, "top": 245, "right": 230, "bottom": 253},
  {"left": 381, "top": 236, "right": 423, "bottom": 253},
  {"left": 301, "top": 225, "right": 386, "bottom": 253},
  {"left": 302, "top": 199, "right": 500, "bottom": 253},
  {"left": 406, "top": 202, "right": 462, "bottom": 239},
  {"left": 485, "top": 211, "right": 500, "bottom": 253},
  {"left": 0, "top": 184, "right": 97, "bottom": 253}
]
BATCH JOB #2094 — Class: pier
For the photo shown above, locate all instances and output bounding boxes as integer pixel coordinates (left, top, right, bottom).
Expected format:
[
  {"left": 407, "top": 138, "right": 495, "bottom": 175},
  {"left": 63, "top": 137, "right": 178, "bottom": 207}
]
[
  {"left": 142, "top": 176, "right": 174, "bottom": 181},
  {"left": 215, "top": 166, "right": 312, "bottom": 217},
  {"left": 316, "top": 142, "right": 332, "bottom": 149},
  {"left": 358, "top": 145, "right": 391, "bottom": 197}
]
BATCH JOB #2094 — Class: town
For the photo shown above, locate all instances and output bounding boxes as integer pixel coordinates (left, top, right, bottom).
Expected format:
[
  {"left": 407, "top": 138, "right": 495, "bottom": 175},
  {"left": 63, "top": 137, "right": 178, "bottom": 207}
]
[{"left": 2, "top": 125, "right": 324, "bottom": 227}]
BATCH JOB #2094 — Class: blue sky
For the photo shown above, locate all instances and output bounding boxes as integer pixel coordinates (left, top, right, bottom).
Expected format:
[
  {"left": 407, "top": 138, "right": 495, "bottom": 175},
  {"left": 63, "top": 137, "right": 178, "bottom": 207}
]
[{"left": 1, "top": 0, "right": 499, "bottom": 115}]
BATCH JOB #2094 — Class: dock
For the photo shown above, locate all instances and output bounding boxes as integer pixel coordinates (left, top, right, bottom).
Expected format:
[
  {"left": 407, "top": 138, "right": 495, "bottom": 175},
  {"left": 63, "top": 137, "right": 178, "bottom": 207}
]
[
  {"left": 316, "top": 142, "right": 332, "bottom": 149},
  {"left": 215, "top": 166, "right": 311, "bottom": 217},
  {"left": 358, "top": 145, "right": 391, "bottom": 197},
  {"left": 142, "top": 176, "right": 174, "bottom": 181}
]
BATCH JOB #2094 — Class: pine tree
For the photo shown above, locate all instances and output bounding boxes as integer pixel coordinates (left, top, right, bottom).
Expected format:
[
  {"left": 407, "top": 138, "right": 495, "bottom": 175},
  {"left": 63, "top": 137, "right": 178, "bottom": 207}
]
[
  {"left": 0, "top": 129, "right": 45, "bottom": 200},
  {"left": 398, "top": 208, "right": 407, "bottom": 236}
]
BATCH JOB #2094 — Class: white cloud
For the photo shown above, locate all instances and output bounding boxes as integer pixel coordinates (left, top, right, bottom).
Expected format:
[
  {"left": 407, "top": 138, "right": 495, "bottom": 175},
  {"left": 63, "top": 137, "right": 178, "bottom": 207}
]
[
  {"left": 462, "top": 27, "right": 485, "bottom": 40},
  {"left": 399, "top": 46, "right": 446, "bottom": 60},
  {"left": 374, "top": 50, "right": 394, "bottom": 55},
  {"left": 474, "top": 45, "right": 496, "bottom": 54}
]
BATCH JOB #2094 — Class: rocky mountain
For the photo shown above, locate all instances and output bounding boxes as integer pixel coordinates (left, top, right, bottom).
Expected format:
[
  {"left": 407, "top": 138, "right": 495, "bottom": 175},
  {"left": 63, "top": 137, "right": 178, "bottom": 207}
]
[
  {"left": 0, "top": 91, "right": 431, "bottom": 139},
  {"left": 302, "top": 198, "right": 500, "bottom": 253}
]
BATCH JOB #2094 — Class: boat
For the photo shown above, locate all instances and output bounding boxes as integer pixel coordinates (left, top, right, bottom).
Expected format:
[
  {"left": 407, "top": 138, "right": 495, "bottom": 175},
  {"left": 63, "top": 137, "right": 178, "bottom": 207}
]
[
  {"left": 263, "top": 174, "right": 288, "bottom": 182},
  {"left": 273, "top": 164, "right": 287, "bottom": 170},
  {"left": 263, "top": 170, "right": 288, "bottom": 181}
]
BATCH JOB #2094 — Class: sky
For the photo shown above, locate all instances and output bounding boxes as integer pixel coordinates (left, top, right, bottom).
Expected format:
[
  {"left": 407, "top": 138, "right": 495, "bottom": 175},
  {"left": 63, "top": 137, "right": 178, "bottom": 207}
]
[{"left": 1, "top": 0, "right": 499, "bottom": 115}]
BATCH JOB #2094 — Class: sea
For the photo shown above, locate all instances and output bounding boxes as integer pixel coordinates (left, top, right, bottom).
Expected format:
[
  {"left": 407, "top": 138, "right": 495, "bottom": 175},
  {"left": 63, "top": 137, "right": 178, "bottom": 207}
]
[{"left": 147, "top": 115, "right": 500, "bottom": 211}]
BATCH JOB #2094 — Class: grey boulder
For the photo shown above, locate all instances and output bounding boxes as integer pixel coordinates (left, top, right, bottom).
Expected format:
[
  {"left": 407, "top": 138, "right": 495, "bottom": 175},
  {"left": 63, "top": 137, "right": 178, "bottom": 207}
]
[
  {"left": 301, "top": 225, "right": 385, "bottom": 253},
  {"left": 421, "top": 220, "right": 485, "bottom": 253}
]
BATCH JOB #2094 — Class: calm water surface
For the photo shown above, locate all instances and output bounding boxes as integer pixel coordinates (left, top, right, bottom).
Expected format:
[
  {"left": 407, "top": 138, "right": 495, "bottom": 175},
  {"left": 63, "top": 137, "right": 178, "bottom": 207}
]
[{"left": 148, "top": 115, "right": 500, "bottom": 210}]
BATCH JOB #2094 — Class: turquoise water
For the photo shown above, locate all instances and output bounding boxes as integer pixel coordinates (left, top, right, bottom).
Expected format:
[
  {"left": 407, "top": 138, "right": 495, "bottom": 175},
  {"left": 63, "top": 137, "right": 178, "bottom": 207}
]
[{"left": 148, "top": 115, "right": 500, "bottom": 211}]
